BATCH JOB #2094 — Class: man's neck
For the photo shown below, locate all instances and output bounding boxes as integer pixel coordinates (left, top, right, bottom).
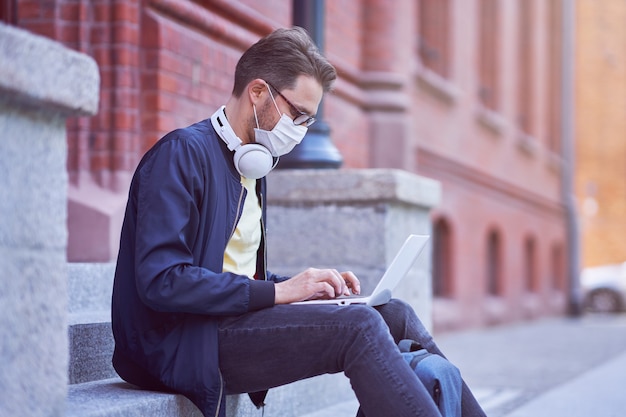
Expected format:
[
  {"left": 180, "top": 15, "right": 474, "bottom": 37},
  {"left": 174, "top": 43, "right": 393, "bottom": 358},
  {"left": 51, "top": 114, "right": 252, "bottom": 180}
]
[{"left": 224, "top": 100, "right": 251, "bottom": 145}]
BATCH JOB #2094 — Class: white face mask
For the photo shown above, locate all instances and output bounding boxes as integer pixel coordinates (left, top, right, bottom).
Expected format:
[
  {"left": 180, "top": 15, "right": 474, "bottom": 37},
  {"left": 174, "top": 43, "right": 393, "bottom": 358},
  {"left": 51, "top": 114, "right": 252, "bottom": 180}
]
[{"left": 253, "top": 84, "right": 308, "bottom": 157}]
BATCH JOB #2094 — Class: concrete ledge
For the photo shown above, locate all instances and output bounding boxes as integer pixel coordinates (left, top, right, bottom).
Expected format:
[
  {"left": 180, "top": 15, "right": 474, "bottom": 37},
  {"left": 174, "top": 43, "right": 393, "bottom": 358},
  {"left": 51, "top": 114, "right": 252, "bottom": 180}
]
[
  {"left": 0, "top": 22, "right": 99, "bottom": 115},
  {"left": 267, "top": 168, "right": 441, "bottom": 208},
  {"left": 0, "top": 23, "right": 100, "bottom": 415},
  {"left": 266, "top": 169, "right": 438, "bottom": 331},
  {"left": 68, "top": 375, "right": 354, "bottom": 417},
  {"left": 66, "top": 378, "right": 203, "bottom": 417}
]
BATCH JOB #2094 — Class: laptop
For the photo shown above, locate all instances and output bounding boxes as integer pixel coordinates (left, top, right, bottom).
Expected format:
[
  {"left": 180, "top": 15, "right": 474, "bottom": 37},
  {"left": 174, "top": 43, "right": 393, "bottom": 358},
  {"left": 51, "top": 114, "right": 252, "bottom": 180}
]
[{"left": 291, "top": 234, "right": 429, "bottom": 307}]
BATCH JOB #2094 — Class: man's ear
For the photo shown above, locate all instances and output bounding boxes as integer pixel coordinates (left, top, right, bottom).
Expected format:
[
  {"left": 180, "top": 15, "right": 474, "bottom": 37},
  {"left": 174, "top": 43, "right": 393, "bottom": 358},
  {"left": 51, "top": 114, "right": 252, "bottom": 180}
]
[{"left": 247, "top": 79, "right": 267, "bottom": 105}]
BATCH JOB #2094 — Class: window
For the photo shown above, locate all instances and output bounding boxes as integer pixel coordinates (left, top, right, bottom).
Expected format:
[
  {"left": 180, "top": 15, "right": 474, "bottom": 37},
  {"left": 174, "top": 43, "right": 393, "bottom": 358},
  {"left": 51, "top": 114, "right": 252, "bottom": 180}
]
[
  {"left": 486, "top": 229, "right": 502, "bottom": 296},
  {"left": 0, "top": 0, "right": 17, "bottom": 24},
  {"left": 418, "top": 0, "right": 451, "bottom": 78},
  {"left": 478, "top": 0, "right": 499, "bottom": 110},
  {"left": 518, "top": 0, "right": 535, "bottom": 134},
  {"left": 546, "top": 0, "right": 562, "bottom": 152},
  {"left": 432, "top": 218, "right": 453, "bottom": 297},
  {"left": 550, "top": 243, "right": 564, "bottom": 291},
  {"left": 524, "top": 236, "right": 538, "bottom": 292}
]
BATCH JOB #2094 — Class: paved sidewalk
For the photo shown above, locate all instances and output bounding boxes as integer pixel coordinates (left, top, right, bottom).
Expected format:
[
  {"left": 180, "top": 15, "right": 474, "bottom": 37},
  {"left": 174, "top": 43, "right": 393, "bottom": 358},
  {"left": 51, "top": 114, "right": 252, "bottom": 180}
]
[
  {"left": 504, "top": 350, "right": 626, "bottom": 417},
  {"left": 436, "top": 313, "right": 626, "bottom": 417}
]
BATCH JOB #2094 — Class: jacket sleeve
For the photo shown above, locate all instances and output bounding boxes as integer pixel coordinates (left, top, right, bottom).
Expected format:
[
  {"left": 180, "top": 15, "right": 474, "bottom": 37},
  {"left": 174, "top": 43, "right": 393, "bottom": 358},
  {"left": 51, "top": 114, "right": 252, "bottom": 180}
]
[
  {"left": 133, "top": 135, "right": 275, "bottom": 315},
  {"left": 267, "top": 271, "right": 291, "bottom": 283}
]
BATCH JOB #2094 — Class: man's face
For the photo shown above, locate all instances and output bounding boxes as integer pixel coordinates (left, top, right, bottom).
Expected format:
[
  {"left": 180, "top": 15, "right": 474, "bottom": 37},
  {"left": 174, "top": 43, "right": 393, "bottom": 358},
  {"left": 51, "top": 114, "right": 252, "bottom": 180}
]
[{"left": 254, "top": 75, "right": 323, "bottom": 133}]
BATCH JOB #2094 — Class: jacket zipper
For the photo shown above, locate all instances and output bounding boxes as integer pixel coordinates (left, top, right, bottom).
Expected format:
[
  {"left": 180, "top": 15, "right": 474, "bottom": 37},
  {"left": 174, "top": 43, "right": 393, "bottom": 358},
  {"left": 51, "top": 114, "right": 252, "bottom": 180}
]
[
  {"left": 260, "top": 192, "right": 268, "bottom": 281},
  {"left": 229, "top": 184, "right": 246, "bottom": 240}
]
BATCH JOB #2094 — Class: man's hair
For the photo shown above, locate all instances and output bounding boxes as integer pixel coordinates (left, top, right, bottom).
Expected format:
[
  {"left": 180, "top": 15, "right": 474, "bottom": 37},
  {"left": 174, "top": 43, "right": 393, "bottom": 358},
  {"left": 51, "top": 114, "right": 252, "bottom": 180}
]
[{"left": 232, "top": 27, "right": 337, "bottom": 97}]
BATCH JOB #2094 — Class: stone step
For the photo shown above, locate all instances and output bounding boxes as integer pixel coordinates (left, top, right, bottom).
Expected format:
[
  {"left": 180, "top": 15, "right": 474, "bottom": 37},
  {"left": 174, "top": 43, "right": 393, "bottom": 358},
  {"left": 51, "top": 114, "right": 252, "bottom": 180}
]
[
  {"left": 68, "top": 262, "right": 116, "bottom": 315},
  {"left": 68, "top": 263, "right": 117, "bottom": 384},
  {"left": 299, "top": 399, "right": 360, "bottom": 417},
  {"left": 66, "top": 262, "right": 359, "bottom": 415},
  {"left": 68, "top": 318, "right": 116, "bottom": 384},
  {"left": 66, "top": 378, "right": 203, "bottom": 417},
  {"left": 68, "top": 318, "right": 359, "bottom": 413},
  {"left": 67, "top": 375, "right": 356, "bottom": 417}
]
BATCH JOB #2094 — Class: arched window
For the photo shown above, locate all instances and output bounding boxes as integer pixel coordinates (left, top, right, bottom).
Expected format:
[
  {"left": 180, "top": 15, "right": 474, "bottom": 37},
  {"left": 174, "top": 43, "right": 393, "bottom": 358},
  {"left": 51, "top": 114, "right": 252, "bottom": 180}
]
[
  {"left": 524, "top": 236, "right": 538, "bottom": 292},
  {"left": 432, "top": 218, "right": 453, "bottom": 297},
  {"left": 486, "top": 229, "right": 502, "bottom": 296},
  {"left": 550, "top": 243, "right": 564, "bottom": 291}
]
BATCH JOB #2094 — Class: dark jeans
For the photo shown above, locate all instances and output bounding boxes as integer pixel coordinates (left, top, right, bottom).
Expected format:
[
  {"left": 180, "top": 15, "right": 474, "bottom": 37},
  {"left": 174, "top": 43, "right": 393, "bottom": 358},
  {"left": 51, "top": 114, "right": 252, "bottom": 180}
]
[{"left": 218, "top": 299, "right": 486, "bottom": 417}]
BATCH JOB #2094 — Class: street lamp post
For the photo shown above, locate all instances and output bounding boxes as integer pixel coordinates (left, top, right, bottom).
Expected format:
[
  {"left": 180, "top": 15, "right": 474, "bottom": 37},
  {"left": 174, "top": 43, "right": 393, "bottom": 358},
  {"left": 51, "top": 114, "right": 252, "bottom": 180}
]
[
  {"left": 561, "top": 0, "right": 582, "bottom": 316},
  {"left": 277, "top": 0, "right": 343, "bottom": 169}
]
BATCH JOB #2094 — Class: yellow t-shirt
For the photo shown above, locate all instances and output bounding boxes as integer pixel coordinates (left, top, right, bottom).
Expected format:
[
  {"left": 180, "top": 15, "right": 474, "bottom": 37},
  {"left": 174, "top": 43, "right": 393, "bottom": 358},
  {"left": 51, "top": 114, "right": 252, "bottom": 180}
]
[{"left": 223, "top": 176, "right": 261, "bottom": 278}]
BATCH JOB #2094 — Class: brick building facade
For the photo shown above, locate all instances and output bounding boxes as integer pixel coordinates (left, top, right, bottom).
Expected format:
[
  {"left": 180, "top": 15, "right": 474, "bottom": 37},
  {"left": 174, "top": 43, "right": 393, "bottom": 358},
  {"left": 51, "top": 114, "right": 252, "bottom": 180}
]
[
  {"left": 4, "top": 0, "right": 575, "bottom": 330},
  {"left": 576, "top": 0, "right": 626, "bottom": 268}
]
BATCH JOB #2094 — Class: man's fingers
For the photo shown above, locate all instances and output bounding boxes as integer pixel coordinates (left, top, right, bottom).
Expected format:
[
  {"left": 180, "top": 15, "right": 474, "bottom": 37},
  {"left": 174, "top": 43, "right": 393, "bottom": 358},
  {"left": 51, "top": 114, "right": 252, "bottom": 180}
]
[
  {"left": 315, "top": 281, "right": 336, "bottom": 299},
  {"left": 315, "top": 269, "right": 360, "bottom": 297},
  {"left": 281, "top": 268, "right": 361, "bottom": 302},
  {"left": 341, "top": 271, "right": 361, "bottom": 295},
  {"left": 302, "top": 280, "right": 335, "bottom": 300},
  {"left": 311, "top": 268, "right": 343, "bottom": 296}
]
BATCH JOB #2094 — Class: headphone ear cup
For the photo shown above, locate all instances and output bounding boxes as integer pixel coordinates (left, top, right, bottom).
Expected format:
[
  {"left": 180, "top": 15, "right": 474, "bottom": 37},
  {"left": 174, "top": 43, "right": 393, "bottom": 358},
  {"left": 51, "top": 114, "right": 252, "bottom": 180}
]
[{"left": 233, "top": 144, "right": 274, "bottom": 179}]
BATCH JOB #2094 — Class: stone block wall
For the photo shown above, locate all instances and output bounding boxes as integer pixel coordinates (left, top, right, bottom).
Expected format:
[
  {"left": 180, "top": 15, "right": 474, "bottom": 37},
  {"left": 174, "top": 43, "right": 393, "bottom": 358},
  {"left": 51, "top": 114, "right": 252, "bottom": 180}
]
[
  {"left": 266, "top": 169, "right": 441, "bottom": 330},
  {"left": 0, "top": 23, "right": 99, "bottom": 417}
]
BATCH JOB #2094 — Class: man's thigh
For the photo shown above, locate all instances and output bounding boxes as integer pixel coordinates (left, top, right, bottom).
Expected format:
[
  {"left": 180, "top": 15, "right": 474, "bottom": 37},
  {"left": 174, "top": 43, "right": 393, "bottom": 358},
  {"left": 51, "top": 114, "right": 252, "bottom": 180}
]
[{"left": 217, "top": 303, "right": 389, "bottom": 394}]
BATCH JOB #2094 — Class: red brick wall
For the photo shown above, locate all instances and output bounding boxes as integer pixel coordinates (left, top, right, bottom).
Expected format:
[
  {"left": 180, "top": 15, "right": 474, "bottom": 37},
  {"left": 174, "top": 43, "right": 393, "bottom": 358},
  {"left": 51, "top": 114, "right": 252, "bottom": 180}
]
[
  {"left": 17, "top": 0, "right": 293, "bottom": 187},
  {"left": 18, "top": 0, "right": 143, "bottom": 189}
]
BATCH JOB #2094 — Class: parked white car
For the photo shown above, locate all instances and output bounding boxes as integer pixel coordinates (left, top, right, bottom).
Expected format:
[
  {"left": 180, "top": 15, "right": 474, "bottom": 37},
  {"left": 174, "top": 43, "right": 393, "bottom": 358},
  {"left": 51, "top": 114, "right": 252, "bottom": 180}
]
[{"left": 581, "top": 262, "right": 626, "bottom": 313}]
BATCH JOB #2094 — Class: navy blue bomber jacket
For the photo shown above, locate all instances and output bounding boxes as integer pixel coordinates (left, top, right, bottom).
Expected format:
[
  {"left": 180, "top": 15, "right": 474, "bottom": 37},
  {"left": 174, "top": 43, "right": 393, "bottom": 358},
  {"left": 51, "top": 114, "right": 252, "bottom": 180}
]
[{"left": 111, "top": 118, "right": 289, "bottom": 416}]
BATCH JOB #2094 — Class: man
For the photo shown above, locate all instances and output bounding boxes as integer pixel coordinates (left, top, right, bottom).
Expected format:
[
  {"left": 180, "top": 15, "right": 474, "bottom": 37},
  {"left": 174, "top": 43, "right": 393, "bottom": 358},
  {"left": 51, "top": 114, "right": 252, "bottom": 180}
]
[{"left": 111, "top": 27, "right": 486, "bottom": 417}]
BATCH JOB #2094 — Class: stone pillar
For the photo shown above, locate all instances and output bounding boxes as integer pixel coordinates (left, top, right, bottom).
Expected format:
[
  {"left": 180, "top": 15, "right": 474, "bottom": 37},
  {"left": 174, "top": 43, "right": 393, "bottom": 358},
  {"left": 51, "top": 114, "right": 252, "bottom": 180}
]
[
  {"left": 0, "top": 23, "right": 99, "bottom": 417},
  {"left": 266, "top": 169, "right": 441, "bottom": 330}
]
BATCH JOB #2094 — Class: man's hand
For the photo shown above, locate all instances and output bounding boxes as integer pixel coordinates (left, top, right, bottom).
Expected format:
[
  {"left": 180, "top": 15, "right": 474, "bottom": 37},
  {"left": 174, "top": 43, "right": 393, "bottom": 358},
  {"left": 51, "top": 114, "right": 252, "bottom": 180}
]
[{"left": 274, "top": 268, "right": 361, "bottom": 304}]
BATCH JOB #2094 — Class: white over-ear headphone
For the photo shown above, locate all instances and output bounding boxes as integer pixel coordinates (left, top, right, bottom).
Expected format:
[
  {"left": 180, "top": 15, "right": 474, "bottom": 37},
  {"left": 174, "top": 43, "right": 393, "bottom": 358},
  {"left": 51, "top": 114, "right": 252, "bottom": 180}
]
[{"left": 210, "top": 106, "right": 275, "bottom": 179}]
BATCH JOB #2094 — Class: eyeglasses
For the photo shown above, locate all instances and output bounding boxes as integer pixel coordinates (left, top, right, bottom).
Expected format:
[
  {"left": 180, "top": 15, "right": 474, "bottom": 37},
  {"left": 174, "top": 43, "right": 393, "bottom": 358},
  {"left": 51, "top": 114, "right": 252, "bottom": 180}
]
[{"left": 266, "top": 81, "right": 317, "bottom": 127}]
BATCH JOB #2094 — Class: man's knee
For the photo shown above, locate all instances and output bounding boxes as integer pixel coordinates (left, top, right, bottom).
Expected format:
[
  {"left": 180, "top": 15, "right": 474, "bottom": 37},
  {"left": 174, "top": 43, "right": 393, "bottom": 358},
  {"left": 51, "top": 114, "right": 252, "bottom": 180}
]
[
  {"left": 344, "top": 305, "right": 390, "bottom": 335},
  {"left": 377, "top": 299, "right": 419, "bottom": 327},
  {"left": 376, "top": 299, "right": 431, "bottom": 343},
  {"left": 380, "top": 298, "right": 414, "bottom": 317}
]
